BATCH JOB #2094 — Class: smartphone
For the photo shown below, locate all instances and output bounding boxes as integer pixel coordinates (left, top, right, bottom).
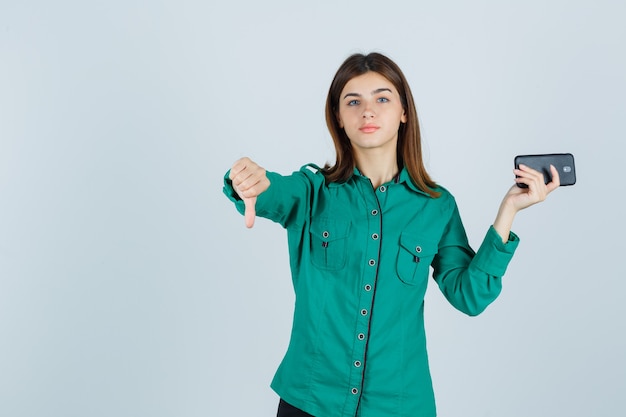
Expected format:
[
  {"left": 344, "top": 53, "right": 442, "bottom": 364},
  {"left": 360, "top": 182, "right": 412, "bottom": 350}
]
[{"left": 514, "top": 153, "right": 576, "bottom": 187}]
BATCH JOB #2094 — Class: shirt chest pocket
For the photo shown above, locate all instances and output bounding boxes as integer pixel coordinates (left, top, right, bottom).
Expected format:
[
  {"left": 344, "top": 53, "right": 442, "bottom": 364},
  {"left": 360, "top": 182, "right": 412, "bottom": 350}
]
[
  {"left": 396, "top": 232, "right": 438, "bottom": 285},
  {"left": 309, "top": 219, "right": 351, "bottom": 271}
]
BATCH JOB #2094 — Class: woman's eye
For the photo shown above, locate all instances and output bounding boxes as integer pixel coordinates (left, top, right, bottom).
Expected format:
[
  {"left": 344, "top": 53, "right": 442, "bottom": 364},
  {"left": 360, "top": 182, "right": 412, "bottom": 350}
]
[
  {"left": 348, "top": 100, "right": 360, "bottom": 106},
  {"left": 377, "top": 97, "right": 389, "bottom": 103}
]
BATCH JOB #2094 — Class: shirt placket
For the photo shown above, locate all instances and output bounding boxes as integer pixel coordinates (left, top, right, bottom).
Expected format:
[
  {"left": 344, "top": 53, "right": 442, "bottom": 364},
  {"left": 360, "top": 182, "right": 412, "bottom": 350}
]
[{"left": 346, "top": 182, "right": 387, "bottom": 414}]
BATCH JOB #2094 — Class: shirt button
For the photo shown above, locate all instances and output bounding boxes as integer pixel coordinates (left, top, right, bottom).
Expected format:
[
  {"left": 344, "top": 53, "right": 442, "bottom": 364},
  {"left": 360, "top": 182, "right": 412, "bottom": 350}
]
[
  {"left": 361, "top": 309, "right": 368, "bottom": 316},
  {"left": 371, "top": 209, "right": 378, "bottom": 216},
  {"left": 351, "top": 388, "right": 359, "bottom": 395},
  {"left": 354, "top": 360, "right": 362, "bottom": 368},
  {"left": 379, "top": 185, "right": 387, "bottom": 192},
  {"left": 368, "top": 259, "right": 376, "bottom": 266},
  {"left": 358, "top": 333, "right": 365, "bottom": 340},
  {"left": 322, "top": 231, "right": 330, "bottom": 238},
  {"left": 371, "top": 233, "right": 379, "bottom": 240},
  {"left": 364, "top": 284, "right": 372, "bottom": 291},
  {"left": 415, "top": 246, "right": 422, "bottom": 253}
]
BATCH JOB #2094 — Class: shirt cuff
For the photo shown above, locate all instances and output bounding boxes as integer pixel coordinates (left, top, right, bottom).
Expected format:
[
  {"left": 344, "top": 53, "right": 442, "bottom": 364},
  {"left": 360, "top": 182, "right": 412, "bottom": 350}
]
[
  {"left": 222, "top": 170, "right": 246, "bottom": 215},
  {"left": 471, "top": 226, "right": 520, "bottom": 277}
]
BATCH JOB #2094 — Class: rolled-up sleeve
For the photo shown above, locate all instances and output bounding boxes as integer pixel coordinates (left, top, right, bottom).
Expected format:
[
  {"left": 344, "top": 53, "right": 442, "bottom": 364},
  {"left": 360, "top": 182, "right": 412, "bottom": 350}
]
[
  {"left": 471, "top": 226, "right": 519, "bottom": 277},
  {"left": 432, "top": 200, "right": 519, "bottom": 316},
  {"left": 222, "top": 167, "right": 317, "bottom": 229},
  {"left": 222, "top": 170, "right": 246, "bottom": 214}
]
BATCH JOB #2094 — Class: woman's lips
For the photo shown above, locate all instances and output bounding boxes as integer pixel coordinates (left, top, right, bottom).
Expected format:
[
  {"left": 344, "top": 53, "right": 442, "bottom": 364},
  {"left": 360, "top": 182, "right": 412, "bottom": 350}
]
[{"left": 359, "top": 124, "right": 380, "bottom": 133}]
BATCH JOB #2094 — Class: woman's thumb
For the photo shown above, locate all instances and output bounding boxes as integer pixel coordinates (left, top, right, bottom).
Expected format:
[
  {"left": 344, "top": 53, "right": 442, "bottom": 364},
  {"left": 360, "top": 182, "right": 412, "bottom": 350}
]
[{"left": 243, "top": 197, "right": 257, "bottom": 228}]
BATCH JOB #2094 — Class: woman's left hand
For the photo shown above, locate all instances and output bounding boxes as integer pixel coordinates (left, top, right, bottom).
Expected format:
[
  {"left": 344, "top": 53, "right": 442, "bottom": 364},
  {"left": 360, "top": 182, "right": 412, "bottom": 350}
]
[
  {"left": 492, "top": 164, "right": 560, "bottom": 242},
  {"left": 504, "top": 163, "right": 560, "bottom": 212}
]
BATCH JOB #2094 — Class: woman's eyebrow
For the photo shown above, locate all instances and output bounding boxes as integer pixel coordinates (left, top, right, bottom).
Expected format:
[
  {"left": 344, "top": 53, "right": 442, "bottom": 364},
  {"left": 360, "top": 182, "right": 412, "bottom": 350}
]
[{"left": 343, "top": 88, "right": 393, "bottom": 100}]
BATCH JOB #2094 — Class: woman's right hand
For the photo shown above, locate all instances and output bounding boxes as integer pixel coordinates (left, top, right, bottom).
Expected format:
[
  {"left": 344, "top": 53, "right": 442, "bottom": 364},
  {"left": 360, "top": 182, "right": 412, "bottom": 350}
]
[{"left": 229, "top": 157, "right": 270, "bottom": 228}]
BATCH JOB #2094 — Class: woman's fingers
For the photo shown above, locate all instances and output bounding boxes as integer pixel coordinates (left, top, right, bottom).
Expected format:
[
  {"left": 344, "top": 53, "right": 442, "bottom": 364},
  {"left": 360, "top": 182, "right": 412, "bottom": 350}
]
[
  {"left": 229, "top": 157, "right": 268, "bottom": 198},
  {"left": 229, "top": 158, "right": 255, "bottom": 189},
  {"left": 514, "top": 164, "right": 544, "bottom": 187},
  {"left": 509, "top": 164, "right": 561, "bottom": 211},
  {"left": 229, "top": 157, "right": 270, "bottom": 228},
  {"left": 515, "top": 164, "right": 560, "bottom": 194}
]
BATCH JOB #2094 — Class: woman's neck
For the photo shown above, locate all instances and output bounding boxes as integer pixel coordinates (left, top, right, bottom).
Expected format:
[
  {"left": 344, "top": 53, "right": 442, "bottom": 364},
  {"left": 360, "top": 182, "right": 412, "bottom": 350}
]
[{"left": 355, "top": 151, "right": 399, "bottom": 189}]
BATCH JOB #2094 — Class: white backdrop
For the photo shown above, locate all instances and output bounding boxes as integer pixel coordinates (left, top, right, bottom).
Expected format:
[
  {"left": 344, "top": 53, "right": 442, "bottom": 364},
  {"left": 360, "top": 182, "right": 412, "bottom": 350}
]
[{"left": 1, "top": 1, "right": 625, "bottom": 416}]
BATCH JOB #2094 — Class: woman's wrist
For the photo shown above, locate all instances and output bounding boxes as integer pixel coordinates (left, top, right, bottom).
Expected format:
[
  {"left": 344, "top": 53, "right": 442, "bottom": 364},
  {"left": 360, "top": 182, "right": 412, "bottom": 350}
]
[{"left": 493, "top": 200, "right": 518, "bottom": 243}]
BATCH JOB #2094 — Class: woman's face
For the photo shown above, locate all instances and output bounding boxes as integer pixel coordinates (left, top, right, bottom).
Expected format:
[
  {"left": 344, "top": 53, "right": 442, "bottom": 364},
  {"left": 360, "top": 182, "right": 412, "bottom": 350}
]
[{"left": 337, "top": 71, "right": 407, "bottom": 155}]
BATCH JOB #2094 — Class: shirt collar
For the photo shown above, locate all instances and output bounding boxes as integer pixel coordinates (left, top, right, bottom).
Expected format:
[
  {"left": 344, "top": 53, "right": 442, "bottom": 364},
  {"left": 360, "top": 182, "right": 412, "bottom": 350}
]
[
  {"left": 348, "top": 166, "right": 434, "bottom": 197},
  {"left": 397, "top": 167, "right": 433, "bottom": 197}
]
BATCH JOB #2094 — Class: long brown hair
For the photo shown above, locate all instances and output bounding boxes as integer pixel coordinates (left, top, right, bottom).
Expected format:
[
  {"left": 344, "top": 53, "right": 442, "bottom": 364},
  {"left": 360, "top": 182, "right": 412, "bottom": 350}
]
[{"left": 323, "top": 52, "right": 440, "bottom": 198}]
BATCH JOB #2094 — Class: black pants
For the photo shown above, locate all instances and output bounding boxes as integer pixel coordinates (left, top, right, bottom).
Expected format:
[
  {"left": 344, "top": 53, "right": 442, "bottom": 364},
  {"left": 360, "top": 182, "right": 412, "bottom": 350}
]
[{"left": 277, "top": 399, "right": 314, "bottom": 417}]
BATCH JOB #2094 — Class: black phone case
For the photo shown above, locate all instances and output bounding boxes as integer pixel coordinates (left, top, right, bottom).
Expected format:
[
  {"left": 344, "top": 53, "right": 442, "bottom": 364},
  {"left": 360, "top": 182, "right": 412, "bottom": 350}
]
[{"left": 514, "top": 153, "right": 576, "bottom": 187}]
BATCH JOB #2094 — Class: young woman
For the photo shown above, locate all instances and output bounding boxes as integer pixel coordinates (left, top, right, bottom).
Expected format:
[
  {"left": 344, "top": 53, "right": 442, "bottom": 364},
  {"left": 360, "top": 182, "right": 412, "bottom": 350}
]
[{"left": 223, "top": 52, "right": 559, "bottom": 417}]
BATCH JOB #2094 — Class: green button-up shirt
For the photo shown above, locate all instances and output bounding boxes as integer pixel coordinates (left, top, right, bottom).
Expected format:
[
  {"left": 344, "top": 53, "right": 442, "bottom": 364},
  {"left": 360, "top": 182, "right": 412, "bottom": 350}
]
[{"left": 223, "top": 164, "right": 519, "bottom": 417}]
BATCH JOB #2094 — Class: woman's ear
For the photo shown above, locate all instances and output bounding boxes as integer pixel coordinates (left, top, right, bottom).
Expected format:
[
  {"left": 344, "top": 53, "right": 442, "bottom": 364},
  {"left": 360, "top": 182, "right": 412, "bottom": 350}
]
[
  {"left": 401, "top": 110, "right": 407, "bottom": 124},
  {"left": 337, "top": 112, "right": 344, "bottom": 128}
]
